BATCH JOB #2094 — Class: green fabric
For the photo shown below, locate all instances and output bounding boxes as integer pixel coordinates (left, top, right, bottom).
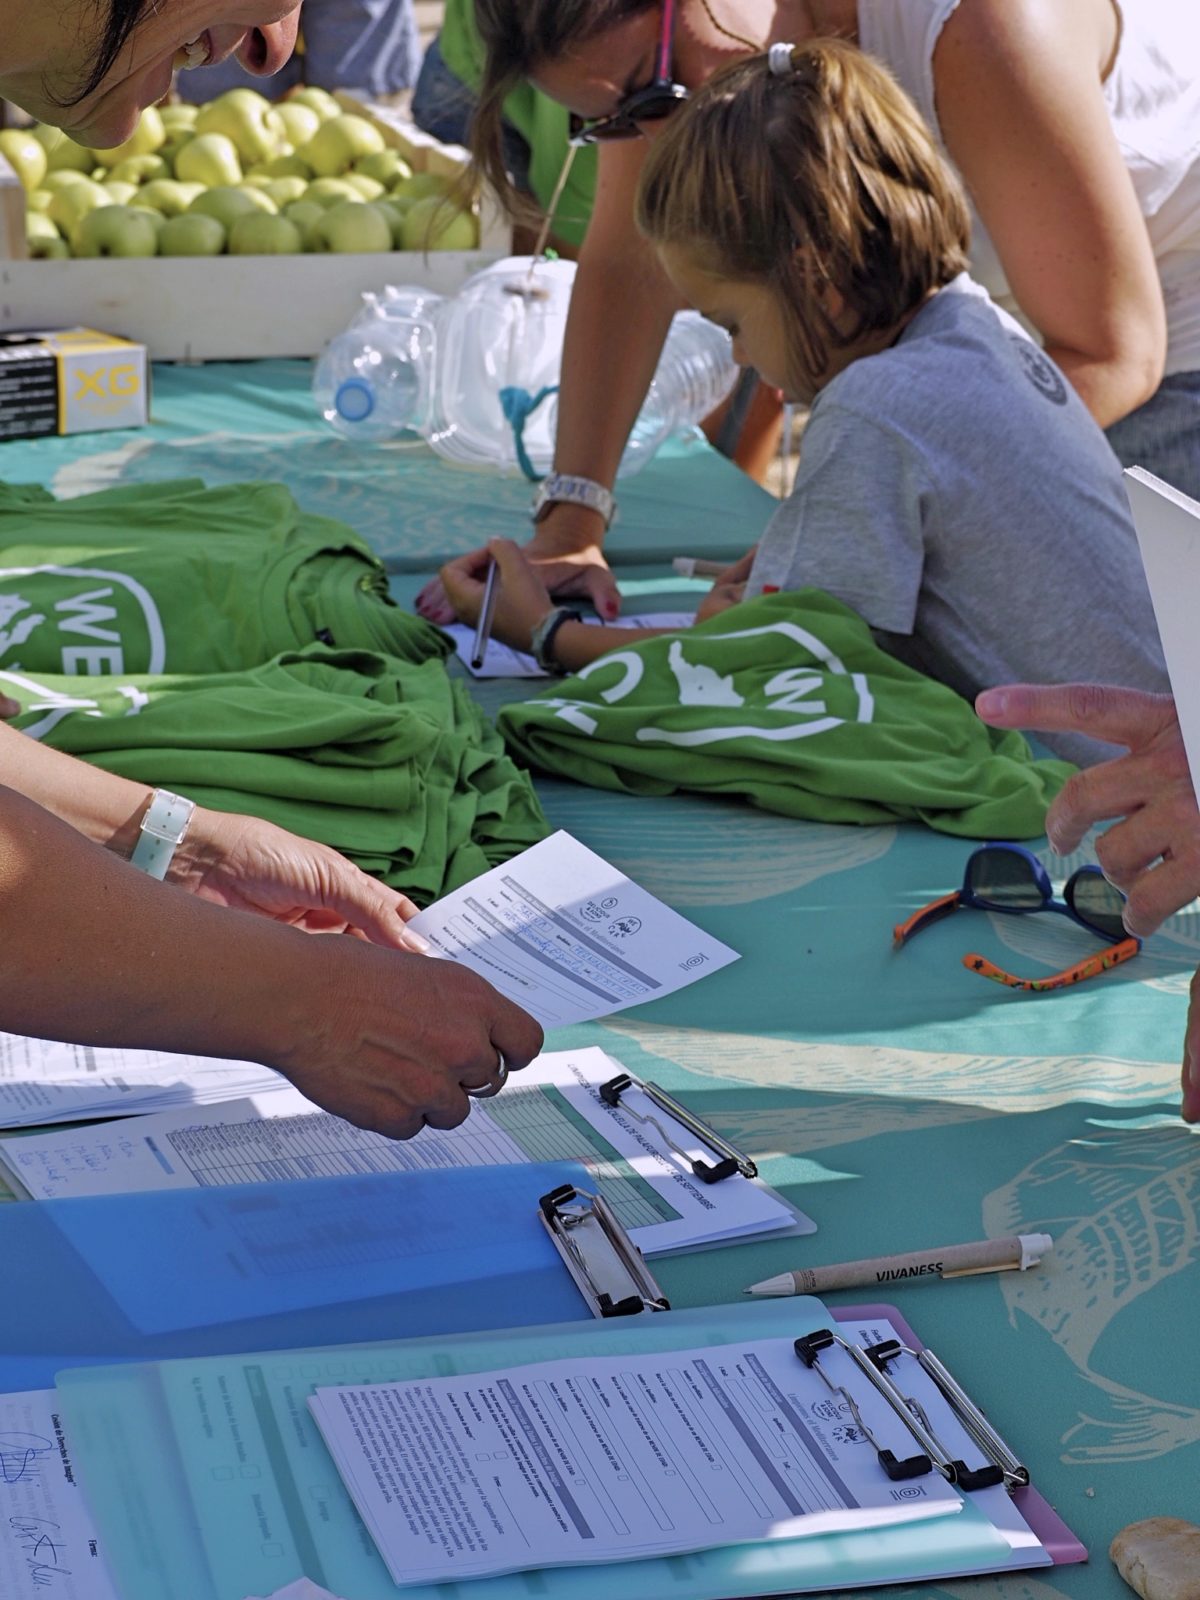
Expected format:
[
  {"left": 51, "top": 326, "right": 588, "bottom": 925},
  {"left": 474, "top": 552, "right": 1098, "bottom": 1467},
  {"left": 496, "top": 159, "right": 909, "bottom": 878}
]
[
  {"left": 0, "top": 477, "right": 449, "bottom": 677},
  {"left": 500, "top": 590, "right": 1074, "bottom": 838},
  {"left": 1, "top": 646, "right": 548, "bottom": 903},
  {"left": 438, "top": 0, "right": 597, "bottom": 247}
]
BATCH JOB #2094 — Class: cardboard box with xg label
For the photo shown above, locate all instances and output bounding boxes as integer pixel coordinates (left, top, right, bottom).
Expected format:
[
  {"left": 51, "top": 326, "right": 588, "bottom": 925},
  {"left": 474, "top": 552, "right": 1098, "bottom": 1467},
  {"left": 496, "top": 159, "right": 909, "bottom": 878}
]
[{"left": 0, "top": 328, "right": 148, "bottom": 441}]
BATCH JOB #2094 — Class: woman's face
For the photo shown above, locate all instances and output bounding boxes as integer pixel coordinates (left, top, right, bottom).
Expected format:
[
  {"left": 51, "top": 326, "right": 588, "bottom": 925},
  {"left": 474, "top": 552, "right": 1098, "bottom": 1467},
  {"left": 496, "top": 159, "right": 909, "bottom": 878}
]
[{"left": 1, "top": 1, "right": 303, "bottom": 148}]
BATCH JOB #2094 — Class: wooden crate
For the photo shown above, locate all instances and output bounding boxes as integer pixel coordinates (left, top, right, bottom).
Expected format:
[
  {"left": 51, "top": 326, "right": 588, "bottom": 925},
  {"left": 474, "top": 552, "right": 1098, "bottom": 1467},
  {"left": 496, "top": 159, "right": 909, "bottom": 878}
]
[{"left": 0, "top": 104, "right": 511, "bottom": 363}]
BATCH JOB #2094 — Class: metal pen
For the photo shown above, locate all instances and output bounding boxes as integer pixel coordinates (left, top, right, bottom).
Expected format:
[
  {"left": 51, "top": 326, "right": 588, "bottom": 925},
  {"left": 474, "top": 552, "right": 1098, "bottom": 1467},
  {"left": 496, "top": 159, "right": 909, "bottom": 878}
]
[{"left": 470, "top": 558, "right": 500, "bottom": 669}]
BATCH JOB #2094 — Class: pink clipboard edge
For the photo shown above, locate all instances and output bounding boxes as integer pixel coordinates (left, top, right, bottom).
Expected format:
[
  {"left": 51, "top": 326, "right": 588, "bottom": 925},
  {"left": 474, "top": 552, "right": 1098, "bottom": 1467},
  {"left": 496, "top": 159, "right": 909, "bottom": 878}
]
[{"left": 835, "top": 1303, "right": 1087, "bottom": 1567}]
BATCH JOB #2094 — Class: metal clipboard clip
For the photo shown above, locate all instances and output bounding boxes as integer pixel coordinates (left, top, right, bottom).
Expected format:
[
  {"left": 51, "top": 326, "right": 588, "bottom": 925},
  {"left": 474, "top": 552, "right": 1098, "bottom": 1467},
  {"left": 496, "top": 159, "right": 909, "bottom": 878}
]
[
  {"left": 598, "top": 1073, "right": 757, "bottom": 1184},
  {"left": 539, "top": 1183, "right": 671, "bottom": 1319},
  {"left": 795, "top": 1328, "right": 1027, "bottom": 1492}
]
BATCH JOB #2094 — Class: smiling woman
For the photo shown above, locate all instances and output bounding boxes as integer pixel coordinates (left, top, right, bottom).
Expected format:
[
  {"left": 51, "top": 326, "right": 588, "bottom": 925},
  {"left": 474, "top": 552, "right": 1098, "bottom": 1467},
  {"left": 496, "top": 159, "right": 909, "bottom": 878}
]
[{"left": 0, "top": 0, "right": 302, "bottom": 146}]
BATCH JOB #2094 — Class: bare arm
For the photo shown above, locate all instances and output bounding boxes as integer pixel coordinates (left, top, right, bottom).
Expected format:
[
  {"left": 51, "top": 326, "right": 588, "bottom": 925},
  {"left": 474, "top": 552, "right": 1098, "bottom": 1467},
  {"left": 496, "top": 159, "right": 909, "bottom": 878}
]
[
  {"left": 0, "top": 785, "right": 543, "bottom": 1137},
  {"left": 417, "top": 140, "right": 679, "bottom": 624},
  {"left": 0, "top": 720, "right": 429, "bottom": 949},
  {"left": 934, "top": 0, "right": 1166, "bottom": 425}
]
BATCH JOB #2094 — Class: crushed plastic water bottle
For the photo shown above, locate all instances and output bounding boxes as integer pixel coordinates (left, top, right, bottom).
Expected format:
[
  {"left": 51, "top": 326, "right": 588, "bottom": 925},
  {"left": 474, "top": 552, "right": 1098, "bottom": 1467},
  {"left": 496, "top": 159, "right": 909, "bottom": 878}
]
[{"left": 312, "top": 259, "right": 737, "bottom": 473}]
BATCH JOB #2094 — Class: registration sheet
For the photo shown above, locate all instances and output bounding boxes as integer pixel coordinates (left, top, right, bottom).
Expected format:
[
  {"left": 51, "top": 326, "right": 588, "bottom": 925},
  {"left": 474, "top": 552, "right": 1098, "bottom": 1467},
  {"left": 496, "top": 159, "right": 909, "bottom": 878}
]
[
  {"left": 309, "top": 1334, "right": 961, "bottom": 1585},
  {"left": 408, "top": 831, "right": 738, "bottom": 1028},
  {"left": 0, "top": 1048, "right": 807, "bottom": 1254},
  {"left": 447, "top": 614, "right": 695, "bottom": 679},
  {"left": 0, "top": 1390, "right": 117, "bottom": 1600},
  {"left": 0, "top": 1035, "right": 282, "bottom": 1129}
]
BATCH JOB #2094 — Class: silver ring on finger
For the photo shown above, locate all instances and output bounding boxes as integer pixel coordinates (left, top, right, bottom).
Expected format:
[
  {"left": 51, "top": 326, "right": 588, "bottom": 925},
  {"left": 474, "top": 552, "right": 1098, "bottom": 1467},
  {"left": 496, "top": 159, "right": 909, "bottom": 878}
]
[{"left": 465, "top": 1050, "right": 510, "bottom": 1100}]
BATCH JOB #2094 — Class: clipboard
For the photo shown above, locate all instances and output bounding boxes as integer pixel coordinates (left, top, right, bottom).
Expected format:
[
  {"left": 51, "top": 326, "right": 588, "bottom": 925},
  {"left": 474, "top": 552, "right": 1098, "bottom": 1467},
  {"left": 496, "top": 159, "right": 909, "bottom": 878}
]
[{"left": 54, "top": 1298, "right": 1084, "bottom": 1600}]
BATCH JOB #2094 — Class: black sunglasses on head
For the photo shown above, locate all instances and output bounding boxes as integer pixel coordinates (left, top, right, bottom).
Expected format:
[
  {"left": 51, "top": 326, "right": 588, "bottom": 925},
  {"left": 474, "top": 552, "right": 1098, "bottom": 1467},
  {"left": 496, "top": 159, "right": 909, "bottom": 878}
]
[{"left": 568, "top": 0, "right": 690, "bottom": 144}]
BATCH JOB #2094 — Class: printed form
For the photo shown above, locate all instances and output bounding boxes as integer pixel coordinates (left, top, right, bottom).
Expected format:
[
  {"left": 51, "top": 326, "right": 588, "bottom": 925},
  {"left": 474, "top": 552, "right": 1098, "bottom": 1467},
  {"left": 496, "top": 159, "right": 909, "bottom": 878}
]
[
  {"left": 0, "top": 1048, "right": 805, "bottom": 1254},
  {"left": 0, "top": 1391, "right": 117, "bottom": 1600},
  {"left": 408, "top": 831, "right": 737, "bottom": 1028},
  {"left": 309, "top": 1336, "right": 961, "bottom": 1585}
]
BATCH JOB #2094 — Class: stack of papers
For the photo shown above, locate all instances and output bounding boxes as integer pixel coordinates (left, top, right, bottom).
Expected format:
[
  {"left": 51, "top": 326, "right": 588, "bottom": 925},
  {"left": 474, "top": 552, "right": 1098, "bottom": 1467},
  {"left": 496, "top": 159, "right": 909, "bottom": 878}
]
[
  {"left": 0, "top": 1034, "right": 283, "bottom": 1129},
  {"left": 0, "top": 1048, "right": 809, "bottom": 1256},
  {"left": 308, "top": 1332, "right": 963, "bottom": 1586}
]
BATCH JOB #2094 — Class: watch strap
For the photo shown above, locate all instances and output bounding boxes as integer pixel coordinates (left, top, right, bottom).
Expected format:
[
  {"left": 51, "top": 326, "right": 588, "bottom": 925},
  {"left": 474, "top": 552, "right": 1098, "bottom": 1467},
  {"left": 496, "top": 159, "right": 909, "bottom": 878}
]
[
  {"left": 129, "top": 788, "right": 195, "bottom": 880},
  {"left": 530, "top": 606, "right": 584, "bottom": 675},
  {"left": 531, "top": 473, "right": 617, "bottom": 529}
]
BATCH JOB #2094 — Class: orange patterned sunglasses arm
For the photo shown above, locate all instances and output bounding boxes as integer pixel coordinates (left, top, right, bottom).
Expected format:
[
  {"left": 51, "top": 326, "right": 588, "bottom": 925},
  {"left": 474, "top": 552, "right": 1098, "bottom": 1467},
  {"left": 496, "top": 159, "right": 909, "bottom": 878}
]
[
  {"left": 893, "top": 891, "right": 962, "bottom": 948},
  {"left": 961, "top": 937, "right": 1142, "bottom": 992}
]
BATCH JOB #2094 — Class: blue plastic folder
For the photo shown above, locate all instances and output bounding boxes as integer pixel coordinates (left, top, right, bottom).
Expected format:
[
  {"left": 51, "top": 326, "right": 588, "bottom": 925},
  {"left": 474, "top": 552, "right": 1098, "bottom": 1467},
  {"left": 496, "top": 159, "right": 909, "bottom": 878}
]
[
  {"left": 0, "top": 1162, "right": 594, "bottom": 1391},
  {"left": 56, "top": 1300, "right": 1047, "bottom": 1600}
]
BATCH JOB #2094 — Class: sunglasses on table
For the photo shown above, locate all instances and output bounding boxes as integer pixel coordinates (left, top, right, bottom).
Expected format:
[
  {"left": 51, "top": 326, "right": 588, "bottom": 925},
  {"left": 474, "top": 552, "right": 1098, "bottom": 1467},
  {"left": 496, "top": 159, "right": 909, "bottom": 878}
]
[
  {"left": 893, "top": 842, "right": 1142, "bottom": 992},
  {"left": 568, "top": 0, "right": 690, "bottom": 145}
]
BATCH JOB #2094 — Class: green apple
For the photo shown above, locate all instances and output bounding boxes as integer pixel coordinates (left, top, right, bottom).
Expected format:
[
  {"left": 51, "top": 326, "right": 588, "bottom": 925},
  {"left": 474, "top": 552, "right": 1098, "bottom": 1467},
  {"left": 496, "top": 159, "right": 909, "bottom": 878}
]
[
  {"left": 261, "top": 151, "right": 312, "bottom": 181},
  {"left": 132, "top": 179, "right": 203, "bottom": 216},
  {"left": 258, "top": 176, "right": 308, "bottom": 208},
  {"left": 400, "top": 195, "right": 479, "bottom": 252},
  {"left": 189, "top": 185, "right": 276, "bottom": 229},
  {"left": 390, "top": 171, "right": 452, "bottom": 204},
  {"left": 195, "top": 88, "right": 280, "bottom": 167},
  {"left": 159, "top": 133, "right": 195, "bottom": 171},
  {"left": 103, "top": 180, "right": 138, "bottom": 205},
  {"left": 26, "top": 210, "right": 60, "bottom": 244},
  {"left": 372, "top": 198, "right": 408, "bottom": 248},
  {"left": 310, "top": 199, "right": 392, "bottom": 254},
  {"left": 354, "top": 149, "right": 412, "bottom": 187},
  {"left": 343, "top": 173, "right": 385, "bottom": 201},
  {"left": 72, "top": 203, "right": 159, "bottom": 257},
  {"left": 303, "top": 176, "right": 363, "bottom": 208},
  {"left": 175, "top": 132, "right": 243, "bottom": 188},
  {"left": 157, "top": 212, "right": 226, "bottom": 257},
  {"left": 105, "top": 154, "right": 169, "bottom": 186},
  {"left": 40, "top": 129, "right": 95, "bottom": 173},
  {"left": 282, "top": 198, "right": 325, "bottom": 246},
  {"left": 285, "top": 86, "right": 341, "bottom": 122},
  {"left": 46, "top": 177, "right": 112, "bottom": 234},
  {"left": 270, "top": 102, "right": 320, "bottom": 149},
  {"left": 26, "top": 188, "right": 53, "bottom": 214},
  {"left": 0, "top": 129, "right": 48, "bottom": 191},
  {"left": 228, "top": 211, "right": 303, "bottom": 255},
  {"left": 299, "top": 114, "right": 384, "bottom": 178},
  {"left": 92, "top": 106, "right": 166, "bottom": 166},
  {"left": 26, "top": 214, "right": 69, "bottom": 259},
  {"left": 159, "top": 103, "right": 199, "bottom": 132},
  {"left": 41, "top": 169, "right": 91, "bottom": 193}
]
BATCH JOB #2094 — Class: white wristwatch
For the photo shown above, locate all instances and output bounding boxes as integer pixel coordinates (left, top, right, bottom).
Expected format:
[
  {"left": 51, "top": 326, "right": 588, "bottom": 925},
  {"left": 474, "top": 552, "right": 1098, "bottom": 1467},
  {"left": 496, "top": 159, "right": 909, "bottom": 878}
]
[
  {"left": 530, "top": 472, "right": 618, "bottom": 529},
  {"left": 129, "top": 788, "right": 195, "bottom": 880}
]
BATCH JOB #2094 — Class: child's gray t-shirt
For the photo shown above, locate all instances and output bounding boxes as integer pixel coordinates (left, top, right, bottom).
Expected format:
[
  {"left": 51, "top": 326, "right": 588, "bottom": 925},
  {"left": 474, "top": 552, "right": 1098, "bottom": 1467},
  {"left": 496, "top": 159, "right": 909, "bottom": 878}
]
[{"left": 748, "top": 274, "right": 1168, "bottom": 765}]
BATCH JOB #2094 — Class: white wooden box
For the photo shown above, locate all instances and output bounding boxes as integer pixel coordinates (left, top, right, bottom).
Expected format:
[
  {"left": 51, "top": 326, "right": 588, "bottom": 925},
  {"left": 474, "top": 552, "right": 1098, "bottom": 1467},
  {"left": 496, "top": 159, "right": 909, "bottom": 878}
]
[{"left": 0, "top": 105, "right": 510, "bottom": 364}]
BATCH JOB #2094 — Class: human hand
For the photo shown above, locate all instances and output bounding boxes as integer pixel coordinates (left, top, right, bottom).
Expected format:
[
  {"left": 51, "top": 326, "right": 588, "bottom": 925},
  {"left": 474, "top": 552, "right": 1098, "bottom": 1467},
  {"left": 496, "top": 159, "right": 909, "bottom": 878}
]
[
  {"left": 693, "top": 548, "right": 757, "bottom": 624},
  {"left": 417, "top": 503, "right": 621, "bottom": 623},
  {"left": 975, "top": 684, "right": 1197, "bottom": 938},
  {"left": 440, "top": 538, "right": 557, "bottom": 652},
  {"left": 1183, "top": 970, "right": 1200, "bottom": 1122},
  {"left": 273, "top": 940, "right": 545, "bottom": 1138},
  {"left": 178, "top": 809, "right": 431, "bottom": 952}
]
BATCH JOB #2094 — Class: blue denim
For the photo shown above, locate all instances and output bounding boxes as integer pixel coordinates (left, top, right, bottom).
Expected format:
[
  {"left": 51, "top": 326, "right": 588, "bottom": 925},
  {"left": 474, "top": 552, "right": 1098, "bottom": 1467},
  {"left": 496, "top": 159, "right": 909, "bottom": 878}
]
[
  {"left": 178, "top": 0, "right": 420, "bottom": 102},
  {"left": 410, "top": 37, "right": 533, "bottom": 193},
  {"left": 1105, "top": 369, "right": 1200, "bottom": 501}
]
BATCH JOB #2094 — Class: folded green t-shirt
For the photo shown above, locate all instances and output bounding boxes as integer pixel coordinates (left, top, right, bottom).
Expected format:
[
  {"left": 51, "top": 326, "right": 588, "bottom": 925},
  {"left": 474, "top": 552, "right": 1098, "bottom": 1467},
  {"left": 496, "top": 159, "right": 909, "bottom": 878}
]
[{"left": 499, "top": 590, "right": 1074, "bottom": 839}]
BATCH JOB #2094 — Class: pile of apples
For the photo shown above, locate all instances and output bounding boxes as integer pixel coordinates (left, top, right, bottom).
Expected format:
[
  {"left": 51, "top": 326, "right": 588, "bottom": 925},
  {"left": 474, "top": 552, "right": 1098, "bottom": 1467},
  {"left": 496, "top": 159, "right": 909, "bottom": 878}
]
[{"left": 0, "top": 86, "right": 480, "bottom": 259}]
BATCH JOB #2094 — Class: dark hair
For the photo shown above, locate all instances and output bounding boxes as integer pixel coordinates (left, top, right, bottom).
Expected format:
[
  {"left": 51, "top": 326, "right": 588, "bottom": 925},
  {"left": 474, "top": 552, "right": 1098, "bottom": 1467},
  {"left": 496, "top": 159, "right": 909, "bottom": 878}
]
[
  {"left": 471, "top": 0, "right": 654, "bottom": 215},
  {"left": 637, "top": 40, "right": 971, "bottom": 385},
  {"left": 62, "top": 0, "right": 154, "bottom": 106}
]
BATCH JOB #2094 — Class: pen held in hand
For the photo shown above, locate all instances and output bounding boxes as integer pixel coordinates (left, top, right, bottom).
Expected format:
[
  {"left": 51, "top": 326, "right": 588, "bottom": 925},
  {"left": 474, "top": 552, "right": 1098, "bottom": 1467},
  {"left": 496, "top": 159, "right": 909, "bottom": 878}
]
[
  {"left": 471, "top": 558, "right": 500, "bottom": 669},
  {"left": 745, "top": 1232, "right": 1053, "bottom": 1296}
]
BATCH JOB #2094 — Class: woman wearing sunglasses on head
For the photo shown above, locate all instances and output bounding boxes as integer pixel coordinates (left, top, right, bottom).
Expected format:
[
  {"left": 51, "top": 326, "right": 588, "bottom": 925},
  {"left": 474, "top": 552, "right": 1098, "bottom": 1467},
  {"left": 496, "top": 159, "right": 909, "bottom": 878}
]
[{"left": 416, "top": 0, "right": 1200, "bottom": 627}]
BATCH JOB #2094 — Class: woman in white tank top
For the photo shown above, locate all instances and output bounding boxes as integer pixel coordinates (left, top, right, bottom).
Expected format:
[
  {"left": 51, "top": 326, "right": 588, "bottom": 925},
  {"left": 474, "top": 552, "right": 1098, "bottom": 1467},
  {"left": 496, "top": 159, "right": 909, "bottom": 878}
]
[{"left": 422, "top": 0, "right": 1200, "bottom": 631}]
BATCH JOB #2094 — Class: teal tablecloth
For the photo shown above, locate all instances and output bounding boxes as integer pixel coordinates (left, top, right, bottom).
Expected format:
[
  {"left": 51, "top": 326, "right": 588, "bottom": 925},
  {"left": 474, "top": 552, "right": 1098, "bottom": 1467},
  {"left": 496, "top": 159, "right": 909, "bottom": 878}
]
[{"left": 1, "top": 362, "right": 1196, "bottom": 1600}]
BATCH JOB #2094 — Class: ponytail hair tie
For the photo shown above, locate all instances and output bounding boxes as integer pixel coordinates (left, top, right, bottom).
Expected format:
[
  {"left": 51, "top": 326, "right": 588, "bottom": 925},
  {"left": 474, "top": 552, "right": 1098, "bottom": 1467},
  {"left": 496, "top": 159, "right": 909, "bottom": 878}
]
[{"left": 768, "top": 41, "right": 795, "bottom": 76}]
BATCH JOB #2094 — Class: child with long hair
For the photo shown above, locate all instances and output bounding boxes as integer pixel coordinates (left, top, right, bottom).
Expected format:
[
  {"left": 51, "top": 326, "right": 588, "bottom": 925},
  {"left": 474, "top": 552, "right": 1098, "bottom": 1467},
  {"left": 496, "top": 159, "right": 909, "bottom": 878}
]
[{"left": 441, "top": 40, "right": 1168, "bottom": 765}]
